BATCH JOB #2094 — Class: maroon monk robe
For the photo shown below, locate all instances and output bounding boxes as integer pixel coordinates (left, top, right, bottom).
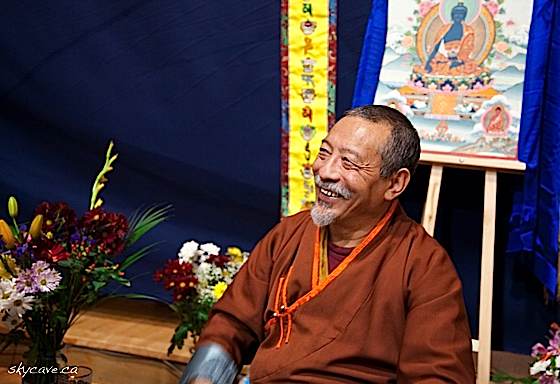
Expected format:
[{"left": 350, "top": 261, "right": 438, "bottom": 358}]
[
  {"left": 198, "top": 203, "right": 475, "bottom": 383},
  {"left": 327, "top": 242, "right": 353, "bottom": 273}
]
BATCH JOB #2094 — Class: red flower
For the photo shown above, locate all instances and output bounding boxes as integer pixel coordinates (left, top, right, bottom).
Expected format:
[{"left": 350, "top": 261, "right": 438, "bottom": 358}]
[
  {"left": 47, "top": 244, "right": 71, "bottom": 263},
  {"left": 79, "top": 208, "right": 128, "bottom": 256},
  {"left": 31, "top": 238, "right": 71, "bottom": 263},
  {"left": 34, "top": 202, "right": 78, "bottom": 239},
  {"left": 207, "top": 254, "right": 231, "bottom": 268},
  {"left": 154, "top": 259, "right": 198, "bottom": 301}
]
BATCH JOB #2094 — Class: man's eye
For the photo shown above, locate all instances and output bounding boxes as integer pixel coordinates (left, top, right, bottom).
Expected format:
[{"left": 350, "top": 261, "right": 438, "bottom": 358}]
[{"left": 342, "top": 157, "right": 358, "bottom": 168}]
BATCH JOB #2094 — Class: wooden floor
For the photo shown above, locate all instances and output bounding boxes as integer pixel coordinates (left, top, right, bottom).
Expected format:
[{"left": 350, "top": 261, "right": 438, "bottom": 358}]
[
  {"left": 0, "top": 298, "right": 189, "bottom": 384},
  {"left": 0, "top": 298, "right": 535, "bottom": 383},
  {"left": 64, "top": 297, "right": 191, "bottom": 364}
]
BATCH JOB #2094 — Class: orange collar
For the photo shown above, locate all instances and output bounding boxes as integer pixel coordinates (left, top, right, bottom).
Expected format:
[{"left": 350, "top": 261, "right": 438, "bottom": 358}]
[{"left": 271, "top": 201, "right": 398, "bottom": 348}]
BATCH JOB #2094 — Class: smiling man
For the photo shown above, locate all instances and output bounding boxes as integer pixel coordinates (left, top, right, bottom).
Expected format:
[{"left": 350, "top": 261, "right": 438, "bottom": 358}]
[{"left": 181, "top": 105, "right": 475, "bottom": 384}]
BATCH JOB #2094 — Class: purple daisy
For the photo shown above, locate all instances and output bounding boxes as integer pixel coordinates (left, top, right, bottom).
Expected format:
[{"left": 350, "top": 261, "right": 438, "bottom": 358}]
[
  {"left": 14, "top": 269, "right": 39, "bottom": 294},
  {"left": 35, "top": 265, "right": 62, "bottom": 293},
  {"left": 31, "top": 260, "right": 51, "bottom": 275}
]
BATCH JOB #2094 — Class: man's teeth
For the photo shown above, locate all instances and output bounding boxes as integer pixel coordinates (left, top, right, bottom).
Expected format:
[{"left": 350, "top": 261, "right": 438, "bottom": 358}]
[{"left": 320, "top": 188, "right": 340, "bottom": 198}]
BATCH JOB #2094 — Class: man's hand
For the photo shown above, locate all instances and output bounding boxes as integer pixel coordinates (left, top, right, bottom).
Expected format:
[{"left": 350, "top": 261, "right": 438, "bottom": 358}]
[{"left": 180, "top": 343, "right": 238, "bottom": 384}]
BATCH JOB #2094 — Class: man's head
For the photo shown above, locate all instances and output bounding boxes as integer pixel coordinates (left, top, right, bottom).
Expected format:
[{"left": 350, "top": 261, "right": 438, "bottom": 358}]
[{"left": 311, "top": 105, "right": 420, "bottom": 228}]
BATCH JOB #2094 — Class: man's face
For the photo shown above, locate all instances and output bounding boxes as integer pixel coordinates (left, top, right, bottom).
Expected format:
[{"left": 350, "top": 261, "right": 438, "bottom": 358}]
[{"left": 311, "top": 116, "right": 391, "bottom": 227}]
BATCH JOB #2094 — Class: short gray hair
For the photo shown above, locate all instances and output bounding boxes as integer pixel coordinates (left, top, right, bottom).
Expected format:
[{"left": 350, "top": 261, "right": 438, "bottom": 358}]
[{"left": 344, "top": 105, "right": 420, "bottom": 178}]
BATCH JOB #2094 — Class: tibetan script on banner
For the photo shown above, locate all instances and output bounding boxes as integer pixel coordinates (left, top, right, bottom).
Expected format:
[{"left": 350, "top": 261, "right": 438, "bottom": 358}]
[{"left": 281, "top": 0, "right": 336, "bottom": 216}]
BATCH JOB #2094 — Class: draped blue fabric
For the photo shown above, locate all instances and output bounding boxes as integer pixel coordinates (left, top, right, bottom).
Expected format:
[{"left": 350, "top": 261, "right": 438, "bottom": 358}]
[
  {"left": 351, "top": 0, "right": 387, "bottom": 107},
  {"left": 507, "top": 0, "right": 560, "bottom": 295}
]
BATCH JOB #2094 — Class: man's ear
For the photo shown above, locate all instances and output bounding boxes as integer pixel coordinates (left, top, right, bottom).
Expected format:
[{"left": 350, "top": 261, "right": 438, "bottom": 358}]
[{"left": 383, "top": 168, "right": 411, "bottom": 201}]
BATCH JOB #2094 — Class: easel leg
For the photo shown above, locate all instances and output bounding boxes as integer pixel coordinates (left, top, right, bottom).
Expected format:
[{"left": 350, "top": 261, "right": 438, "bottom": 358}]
[
  {"left": 421, "top": 165, "right": 443, "bottom": 236},
  {"left": 477, "top": 170, "right": 497, "bottom": 383}
]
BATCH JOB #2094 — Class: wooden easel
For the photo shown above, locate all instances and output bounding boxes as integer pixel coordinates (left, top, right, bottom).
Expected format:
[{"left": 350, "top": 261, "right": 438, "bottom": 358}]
[{"left": 419, "top": 152, "right": 525, "bottom": 384}]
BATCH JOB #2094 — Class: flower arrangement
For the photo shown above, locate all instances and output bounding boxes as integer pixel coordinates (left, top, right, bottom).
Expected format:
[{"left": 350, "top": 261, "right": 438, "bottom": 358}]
[
  {"left": 0, "top": 142, "right": 170, "bottom": 384},
  {"left": 493, "top": 324, "right": 560, "bottom": 384},
  {"left": 154, "top": 241, "right": 248, "bottom": 354},
  {"left": 528, "top": 324, "right": 560, "bottom": 383}
]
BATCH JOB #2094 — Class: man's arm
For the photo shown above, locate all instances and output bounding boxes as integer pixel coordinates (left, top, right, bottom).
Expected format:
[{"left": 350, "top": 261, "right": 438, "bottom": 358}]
[
  {"left": 179, "top": 343, "right": 237, "bottom": 384},
  {"left": 397, "top": 239, "right": 476, "bottom": 383},
  {"left": 179, "top": 221, "right": 284, "bottom": 383}
]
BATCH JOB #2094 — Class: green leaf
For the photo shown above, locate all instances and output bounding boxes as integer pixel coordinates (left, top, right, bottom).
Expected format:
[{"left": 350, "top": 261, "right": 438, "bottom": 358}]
[
  {"left": 126, "top": 204, "right": 172, "bottom": 246},
  {"left": 174, "top": 324, "right": 190, "bottom": 341},
  {"left": 110, "top": 273, "right": 130, "bottom": 286},
  {"left": 109, "top": 293, "right": 170, "bottom": 305},
  {"left": 119, "top": 242, "right": 161, "bottom": 271},
  {"left": 491, "top": 371, "right": 534, "bottom": 383},
  {"left": 92, "top": 281, "right": 106, "bottom": 291}
]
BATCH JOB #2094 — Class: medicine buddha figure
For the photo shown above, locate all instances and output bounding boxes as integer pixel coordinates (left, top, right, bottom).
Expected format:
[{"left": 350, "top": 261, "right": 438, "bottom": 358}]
[
  {"left": 419, "top": 2, "right": 485, "bottom": 77},
  {"left": 484, "top": 106, "right": 508, "bottom": 135}
]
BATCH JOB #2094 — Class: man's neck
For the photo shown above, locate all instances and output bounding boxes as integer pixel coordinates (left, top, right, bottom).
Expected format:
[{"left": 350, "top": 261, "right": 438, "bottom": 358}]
[{"left": 327, "top": 202, "right": 392, "bottom": 248}]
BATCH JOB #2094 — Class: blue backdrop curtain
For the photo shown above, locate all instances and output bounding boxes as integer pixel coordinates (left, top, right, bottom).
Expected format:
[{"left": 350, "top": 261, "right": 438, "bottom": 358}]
[
  {"left": 0, "top": 0, "right": 282, "bottom": 299},
  {"left": 0, "top": 0, "right": 367, "bottom": 300},
  {"left": 507, "top": 0, "right": 560, "bottom": 297}
]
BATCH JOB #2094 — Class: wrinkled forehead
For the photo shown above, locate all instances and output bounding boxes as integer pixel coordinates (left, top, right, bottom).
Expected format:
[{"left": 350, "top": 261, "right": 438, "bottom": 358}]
[{"left": 325, "top": 117, "right": 391, "bottom": 159}]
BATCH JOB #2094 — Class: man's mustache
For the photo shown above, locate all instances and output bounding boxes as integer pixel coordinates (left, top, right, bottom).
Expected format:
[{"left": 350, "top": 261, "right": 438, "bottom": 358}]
[{"left": 315, "top": 175, "right": 352, "bottom": 200}]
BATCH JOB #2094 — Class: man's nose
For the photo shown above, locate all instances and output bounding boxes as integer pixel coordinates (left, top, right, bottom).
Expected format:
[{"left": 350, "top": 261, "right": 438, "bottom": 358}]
[{"left": 317, "top": 156, "right": 340, "bottom": 182}]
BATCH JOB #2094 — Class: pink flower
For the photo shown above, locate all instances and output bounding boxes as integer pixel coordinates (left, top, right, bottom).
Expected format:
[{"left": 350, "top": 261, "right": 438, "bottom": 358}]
[
  {"left": 419, "top": 1, "right": 435, "bottom": 17},
  {"left": 547, "top": 330, "right": 560, "bottom": 353},
  {"left": 532, "top": 342, "right": 547, "bottom": 358},
  {"left": 506, "top": 19, "right": 515, "bottom": 27},
  {"left": 538, "top": 374, "right": 558, "bottom": 384},
  {"left": 485, "top": 1, "right": 499, "bottom": 16}
]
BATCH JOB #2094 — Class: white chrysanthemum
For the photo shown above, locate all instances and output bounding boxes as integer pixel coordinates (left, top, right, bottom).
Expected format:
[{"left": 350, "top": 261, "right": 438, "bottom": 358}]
[
  {"left": 530, "top": 358, "right": 551, "bottom": 375},
  {"left": 178, "top": 240, "right": 200, "bottom": 264},
  {"left": 0, "top": 279, "right": 15, "bottom": 296},
  {"left": 200, "top": 243, "right": 220, "bottom": 256},
  {"left": 196, "top": 262, "right": 212, "bottom": 280},
  {"left": 0, "top": 279, "right": 16, "bottom": 311},
  {"left": 6, "top": 291, "right": 34, "bottom": 317},
  {"left": 1, "top": 310, "right": 22, "bottom": 330},
  {"left": 36, "top": 268, "right": 62, "bottom": 293},
  {"left": 198, "top": 286, "right": 215, "bottom": 302}
]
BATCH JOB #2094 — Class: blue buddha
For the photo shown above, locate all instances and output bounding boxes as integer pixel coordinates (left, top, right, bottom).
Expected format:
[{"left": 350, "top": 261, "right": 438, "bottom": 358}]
[{"left": 423, "top": 2, "right": 478, "bottom": 75}]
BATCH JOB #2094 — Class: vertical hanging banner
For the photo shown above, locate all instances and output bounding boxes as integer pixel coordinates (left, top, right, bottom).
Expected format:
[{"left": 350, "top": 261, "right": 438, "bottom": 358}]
[{"left": 281, "top": 0, "right": 337, "bottom": 216}]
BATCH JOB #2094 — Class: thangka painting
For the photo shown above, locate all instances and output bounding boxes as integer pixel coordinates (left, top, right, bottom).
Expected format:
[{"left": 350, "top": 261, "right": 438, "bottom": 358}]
[{"left": 374, "top": 0, "right": 532, "bottom": 160}]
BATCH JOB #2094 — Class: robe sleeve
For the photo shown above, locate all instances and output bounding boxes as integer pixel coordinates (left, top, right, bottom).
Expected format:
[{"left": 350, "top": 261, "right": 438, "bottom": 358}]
[
  {"left": 195, "top": 220, "right": 285, "bottom": 366},
  {"left": 397, "top": 235, "right": 476, "bottom": 383}
]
